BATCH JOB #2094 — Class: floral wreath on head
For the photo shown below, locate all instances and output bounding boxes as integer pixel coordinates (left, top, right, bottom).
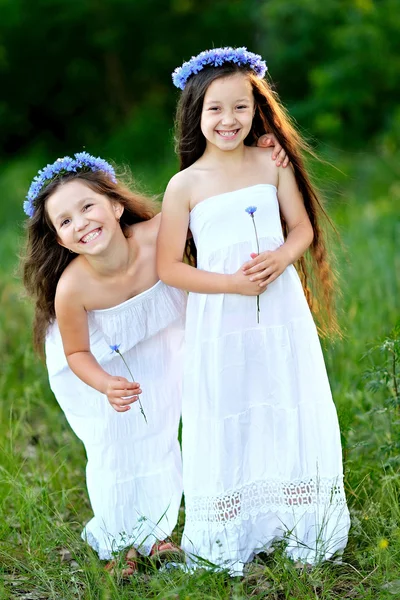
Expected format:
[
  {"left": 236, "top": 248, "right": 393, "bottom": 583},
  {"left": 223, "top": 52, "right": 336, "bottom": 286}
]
[
  {"left": 24, "top": 151, "right": 117, "bottom": 218},
  {"left": 172, "top": 46, "right": 267, "bottom": 90}
]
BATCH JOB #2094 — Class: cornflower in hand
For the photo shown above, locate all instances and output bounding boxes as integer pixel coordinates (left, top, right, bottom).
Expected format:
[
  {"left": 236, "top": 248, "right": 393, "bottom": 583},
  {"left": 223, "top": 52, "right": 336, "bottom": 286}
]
[
  {"left": 245, "top": 206, "right": 260, "bottom": 323},
  {"left": 110, "top": 344, "right": 147, "bottom": 423}
]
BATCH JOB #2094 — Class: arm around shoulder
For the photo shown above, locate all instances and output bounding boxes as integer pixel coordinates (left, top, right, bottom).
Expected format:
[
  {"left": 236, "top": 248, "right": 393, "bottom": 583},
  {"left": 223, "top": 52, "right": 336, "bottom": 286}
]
[{"left": 276, "top": 165, "right": 314, "bottom": 264}]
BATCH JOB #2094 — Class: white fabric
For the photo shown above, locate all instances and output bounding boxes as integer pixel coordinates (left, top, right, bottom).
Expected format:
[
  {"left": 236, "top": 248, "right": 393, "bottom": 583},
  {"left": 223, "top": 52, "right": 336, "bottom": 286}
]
[
  {"left": 182, "top": 184, "right": 350, "bottom": 574},
  {"left": 46, "top": 281, "right": 186, "bottom": 559}
]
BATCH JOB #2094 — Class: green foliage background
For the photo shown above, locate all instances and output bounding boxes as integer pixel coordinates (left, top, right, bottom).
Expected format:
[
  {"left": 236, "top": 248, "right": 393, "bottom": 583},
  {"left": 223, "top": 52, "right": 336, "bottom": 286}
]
[
  {"left": 0, "top": 1, "right": 399, "bottom": 598},
  {"left": 1, "top": 0, "right": 399, "bottom": 162}
]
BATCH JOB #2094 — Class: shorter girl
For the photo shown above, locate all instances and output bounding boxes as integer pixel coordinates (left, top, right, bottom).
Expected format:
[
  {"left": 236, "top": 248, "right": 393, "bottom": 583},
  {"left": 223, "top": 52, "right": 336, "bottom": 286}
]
[
  {"left": 21, "top": 148, "right": 284, "bottom": 574},
  {"left": 22, "top": 153, "right": 187, "bottom": 574}
]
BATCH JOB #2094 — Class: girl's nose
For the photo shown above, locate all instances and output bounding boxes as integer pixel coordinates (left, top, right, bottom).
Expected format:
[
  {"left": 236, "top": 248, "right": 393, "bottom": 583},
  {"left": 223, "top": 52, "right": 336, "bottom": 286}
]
[
  {"left": 221, "top": 111, "right": 236, "bottom": 126},
  {"left": 74, "top": 215, "right": 89, "bottom": 231}
]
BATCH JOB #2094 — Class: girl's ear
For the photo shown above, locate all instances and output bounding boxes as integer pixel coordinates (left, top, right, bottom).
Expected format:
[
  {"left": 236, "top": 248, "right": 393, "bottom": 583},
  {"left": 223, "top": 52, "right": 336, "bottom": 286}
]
[{"left": 113, "top": 201, "right": 124, "bottom": 221}]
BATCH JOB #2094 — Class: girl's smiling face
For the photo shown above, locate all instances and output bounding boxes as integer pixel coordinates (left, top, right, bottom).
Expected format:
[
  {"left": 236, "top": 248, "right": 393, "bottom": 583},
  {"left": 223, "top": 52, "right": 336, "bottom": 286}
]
[
  {"left": 46, "top": 179, "right": 124, "bottom": 255},
  {"left": 200, "top": 73, "right": 255, "bottom": 152}
]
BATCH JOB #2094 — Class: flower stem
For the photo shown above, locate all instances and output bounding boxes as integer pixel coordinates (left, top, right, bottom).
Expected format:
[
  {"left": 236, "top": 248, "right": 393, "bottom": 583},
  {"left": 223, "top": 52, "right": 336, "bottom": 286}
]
[
  {"left": 116, "top": 350, "right": 147, "bottom": 423},
  {"left": 251, "top": 215, "right": 260, "bottom": 324}
]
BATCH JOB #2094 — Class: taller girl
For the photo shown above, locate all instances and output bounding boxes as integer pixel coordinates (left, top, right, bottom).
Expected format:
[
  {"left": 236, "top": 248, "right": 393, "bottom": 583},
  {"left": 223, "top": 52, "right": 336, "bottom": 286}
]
[{"left": 158, "top": 48, "right": 350, "bottom": 573}]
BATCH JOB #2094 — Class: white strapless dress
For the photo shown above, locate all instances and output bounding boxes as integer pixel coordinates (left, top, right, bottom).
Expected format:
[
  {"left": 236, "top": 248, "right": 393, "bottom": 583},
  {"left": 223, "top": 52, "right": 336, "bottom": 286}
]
[
  {"left": 46, "top": 281, "right": 186, "bottom": 559},
  {"left": 181, "top": 184, "right": 350, "bottom": 574}
]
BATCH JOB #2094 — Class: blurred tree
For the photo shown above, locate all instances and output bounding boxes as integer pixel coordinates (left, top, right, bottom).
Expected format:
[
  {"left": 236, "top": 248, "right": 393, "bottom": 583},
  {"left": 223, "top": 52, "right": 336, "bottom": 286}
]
[
  {"left": 0, "top": 0, "right": 255, "bottom": 159},
  {"left": 258, "top": 0, "right": 400, "bottom": 147},
  {"left": 0, "top": 0, "right": 398, "bottom": 159}
]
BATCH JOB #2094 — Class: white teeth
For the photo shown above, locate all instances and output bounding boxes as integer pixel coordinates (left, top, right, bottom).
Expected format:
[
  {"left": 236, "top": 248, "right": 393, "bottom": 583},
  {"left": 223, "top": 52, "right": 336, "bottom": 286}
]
[
  {"left": 218, "top": 130, "right": 238, "bottom": 137},
  {"left": 81, "top": 229, "right": 100, "bottom": 243}
]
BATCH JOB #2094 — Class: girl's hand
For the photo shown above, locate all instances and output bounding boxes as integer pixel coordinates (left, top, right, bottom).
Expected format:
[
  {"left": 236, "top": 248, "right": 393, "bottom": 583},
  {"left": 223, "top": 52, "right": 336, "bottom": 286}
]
[
  {"left": 256, "top": 134, "right": 289, "bottom": 168},
  {"left": 230, "top": 267, "right": 268, "bottom": 296},
  {"left": 242, "top": 248, "right": 290, "bottom": 287},
  {"left": 105, "top": 376, "right": 142, "bottom": 413}
]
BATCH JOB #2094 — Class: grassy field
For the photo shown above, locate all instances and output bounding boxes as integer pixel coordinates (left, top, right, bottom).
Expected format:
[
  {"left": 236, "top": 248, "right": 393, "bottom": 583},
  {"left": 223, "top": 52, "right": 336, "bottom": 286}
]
[{"left": 0, "top": 148, "right": 399, "bottom": 599}]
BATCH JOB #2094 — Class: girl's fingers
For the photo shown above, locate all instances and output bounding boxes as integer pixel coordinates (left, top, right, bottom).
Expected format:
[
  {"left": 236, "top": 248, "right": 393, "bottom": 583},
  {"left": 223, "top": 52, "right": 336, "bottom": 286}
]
[
  {"left": 271, "top": 144, "right": 282, "bottom": 161},
  {"left": 263, "top": 272, "right": 279, "bottom": 286},
  {"left": 258, "top": 134, "right": 272, "bottom": 147},
  {"left": 110, "top": 391, "right": 141, "bottom": 401},
  {"left": 278, "top": 148, "right": 287, "bottom": 163},
  {"left": 258, "top": 269, "right": 281, "bottom": 287},
  {"left": 120, "top": 394, "right": 140, "bottom": 404},
  {"left": 251, "top": 268, "right": 273, "bottom": 282},
  {"left": 242, "top": 258, "right": 259, "bottom": 270},
  {"left": 109, "top": 392, "right": 141, "bottom": 405},
  {"left": 282, "top": 155, "right": 290, "bottom": 168},
  {"left": 112, "top": 383, "right": 141, "bottom": 394},
  {"left": 113, "top": 395, "right": 139, "bottom": 409},
  {"left": 112, "top": 404, "right": 131, "bottom": 413},
  {"left": 247, "top": 263, "right": 270, "bottom": 275},
  {"left": 243, "top": 255, "right": 269, "bottom": 272}
]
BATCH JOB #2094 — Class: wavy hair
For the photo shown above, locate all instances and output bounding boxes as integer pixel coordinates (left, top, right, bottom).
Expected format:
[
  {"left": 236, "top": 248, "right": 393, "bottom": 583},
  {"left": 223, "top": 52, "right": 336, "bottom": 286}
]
[
  {"left": 175, "top": 63, "right": 339, "bottom": 336},
  {"left": 22, "top": 169, "right": 158, "bottom": 354}
]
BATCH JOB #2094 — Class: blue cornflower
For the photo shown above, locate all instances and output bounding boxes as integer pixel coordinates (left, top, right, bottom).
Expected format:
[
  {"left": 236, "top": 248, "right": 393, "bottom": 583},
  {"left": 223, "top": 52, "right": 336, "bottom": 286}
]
[
  {"left": 109, "top": 344, "right": 121, "bottom": 353},
  {"left": 245, "top": 206, "right": 257, "bottom": 216},
  {"left": 24, "top": 152, "right": 117, "bottom": 218},
  {"left": 172, "top": 47, "right": 267, "bottom": 90}
]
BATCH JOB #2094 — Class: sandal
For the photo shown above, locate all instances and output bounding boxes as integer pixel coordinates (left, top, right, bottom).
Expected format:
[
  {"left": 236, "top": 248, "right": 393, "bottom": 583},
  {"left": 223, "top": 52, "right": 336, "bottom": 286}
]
[
  {"left": 105, "top": 547, "right": 138, "bottom": 578},
  {"left": 150, "top": 539, "right": 185, "bottom": 564}
]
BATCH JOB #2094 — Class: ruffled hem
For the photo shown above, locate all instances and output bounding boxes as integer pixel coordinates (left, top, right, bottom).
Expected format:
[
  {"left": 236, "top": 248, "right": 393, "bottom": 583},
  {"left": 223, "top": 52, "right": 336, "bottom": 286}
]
[
  {"left": 82, "top": 512, "right": 179, "bottom": 559},
  {"left": 182, "top": 503, "right": 350, "bottom": 575}
]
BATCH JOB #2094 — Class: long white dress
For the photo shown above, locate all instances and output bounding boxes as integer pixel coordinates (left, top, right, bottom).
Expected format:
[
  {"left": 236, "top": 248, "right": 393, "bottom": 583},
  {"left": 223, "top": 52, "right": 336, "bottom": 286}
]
[
  {"left": 45, "top": 281, "right": 186, "bottom": 559},
  {"left": 181, "top": 184, "right": 350, "bottom": 574}
]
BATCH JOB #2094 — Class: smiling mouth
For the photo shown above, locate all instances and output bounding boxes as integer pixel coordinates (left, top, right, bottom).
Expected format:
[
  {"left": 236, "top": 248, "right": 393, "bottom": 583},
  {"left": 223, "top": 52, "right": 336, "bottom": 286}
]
[
  {"left": 216, "top": 129, "right": 240, "bottom": 138},
  {"left": 80, "top": 228, "right": 102, "bottom": 243}
]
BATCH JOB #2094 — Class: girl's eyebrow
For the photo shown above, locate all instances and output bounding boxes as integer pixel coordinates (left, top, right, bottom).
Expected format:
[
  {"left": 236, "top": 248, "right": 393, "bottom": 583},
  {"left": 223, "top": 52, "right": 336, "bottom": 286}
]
[{"left": 205, "top": 97, "right": 250, "bottom": 105}]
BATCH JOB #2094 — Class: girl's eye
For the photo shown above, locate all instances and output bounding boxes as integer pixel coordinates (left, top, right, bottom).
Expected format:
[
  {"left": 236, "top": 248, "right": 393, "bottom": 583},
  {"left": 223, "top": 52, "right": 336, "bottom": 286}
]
[
  {"left": 209, "top": 107, "right": 220, "bottom": 111},
  {"left": 237, "top": 105, "right": 247, "bottom": 110},
  {"left": 60, "top": 218, "right": 70, "bottom": 227},
  {"left": 83, "top": 203, "right": 93, "bottom": 211}
]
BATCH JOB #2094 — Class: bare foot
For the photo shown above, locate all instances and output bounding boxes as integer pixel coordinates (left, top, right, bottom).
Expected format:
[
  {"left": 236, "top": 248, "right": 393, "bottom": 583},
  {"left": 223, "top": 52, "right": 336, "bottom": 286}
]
[{"left": 105, "top": 547, "right": 138, "bottom": 577}]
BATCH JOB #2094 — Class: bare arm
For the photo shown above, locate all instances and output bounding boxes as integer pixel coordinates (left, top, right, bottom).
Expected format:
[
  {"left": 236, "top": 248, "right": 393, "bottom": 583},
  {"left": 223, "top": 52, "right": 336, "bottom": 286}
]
[
  {"left": 55, "top": 279, "right": 141, "bottom": 412},
  {"left": 243, "top": 165, "right": 313, "bottom": 285},
  {"left": 157, "top": 176, "right": 265, "bottom": 295},
  {"left": 276, "top": 164, "right": 314, "bottom": 263}
]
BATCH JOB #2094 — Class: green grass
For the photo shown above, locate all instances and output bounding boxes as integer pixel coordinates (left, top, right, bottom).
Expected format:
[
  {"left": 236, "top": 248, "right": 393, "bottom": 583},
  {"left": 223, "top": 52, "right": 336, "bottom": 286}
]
[{"left": 0, "top": 148, "right": 399, "bottom": 599}]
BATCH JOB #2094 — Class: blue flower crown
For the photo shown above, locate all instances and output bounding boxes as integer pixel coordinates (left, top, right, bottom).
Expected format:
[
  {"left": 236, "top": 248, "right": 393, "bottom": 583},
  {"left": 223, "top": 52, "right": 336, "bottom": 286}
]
[
  {"left": 24, "top": 151, "right": 117, "bottom": 218},
  {"left": 172, "top": 46, "right": 267, "bottom": 91}
]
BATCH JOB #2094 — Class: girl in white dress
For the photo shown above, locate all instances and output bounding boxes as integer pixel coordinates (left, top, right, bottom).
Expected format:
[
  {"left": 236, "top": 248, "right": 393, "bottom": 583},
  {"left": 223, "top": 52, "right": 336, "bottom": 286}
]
[
  {"left": 157, "top": 48, "right": 350, "bottom": 574},
  {"left": 22, "top": 153, "right": 188, "bottom": 575}
]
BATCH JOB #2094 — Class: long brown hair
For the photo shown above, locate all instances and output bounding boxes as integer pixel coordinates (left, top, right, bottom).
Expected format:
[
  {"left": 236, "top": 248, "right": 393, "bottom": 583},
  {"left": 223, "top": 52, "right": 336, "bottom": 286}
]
[
  {"left": 175, "top": 63, "right": 339, "bottom": 335},
  {"left": 22, "top": 169, "right": 158, "bottom": 354}
]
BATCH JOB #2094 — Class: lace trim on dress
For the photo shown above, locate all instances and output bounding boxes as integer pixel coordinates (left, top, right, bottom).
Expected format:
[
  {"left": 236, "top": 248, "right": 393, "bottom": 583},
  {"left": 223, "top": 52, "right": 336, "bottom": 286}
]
[{"left": 185, "top": 476, "right": 347, "bottom": 526}]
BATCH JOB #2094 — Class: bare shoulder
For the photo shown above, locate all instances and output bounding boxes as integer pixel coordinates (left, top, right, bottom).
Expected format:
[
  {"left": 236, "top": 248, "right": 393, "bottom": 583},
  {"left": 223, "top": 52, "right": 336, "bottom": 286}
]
[
  {"left": 165, "top": 169, "right": 192, "bottom": 191},
  {"left": 55, "top": 259, "right": 86, "bottom": 308},
  {"left": 164, "top": 169, "right": 196, "bottom": 206},
  {"left": 132, "top": 213, "right": 162, "bottom": 246},
  {"left": 250, "top": 145, "right": 276, "bottom": 166},
  {"left": 246, "top": 146, "right": 279, "bottom": 185}
]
